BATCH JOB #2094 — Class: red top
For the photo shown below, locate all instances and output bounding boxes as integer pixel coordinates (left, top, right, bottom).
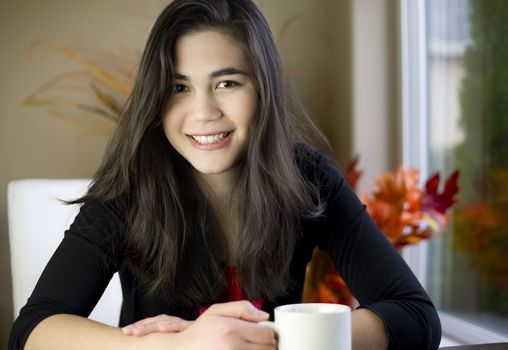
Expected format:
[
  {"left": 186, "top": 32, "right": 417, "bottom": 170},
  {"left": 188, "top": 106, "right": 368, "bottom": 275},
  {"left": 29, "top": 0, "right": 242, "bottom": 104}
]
[{"left": 198, "top": 266, "right": 263, "bottom": 315}]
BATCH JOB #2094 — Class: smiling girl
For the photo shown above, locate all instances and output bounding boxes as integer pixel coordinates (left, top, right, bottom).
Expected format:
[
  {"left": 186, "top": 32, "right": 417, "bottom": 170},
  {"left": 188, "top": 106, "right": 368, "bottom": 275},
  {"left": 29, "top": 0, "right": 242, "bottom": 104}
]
[{"left": 9, "top": 1, "right": 441, "bottom": 349}]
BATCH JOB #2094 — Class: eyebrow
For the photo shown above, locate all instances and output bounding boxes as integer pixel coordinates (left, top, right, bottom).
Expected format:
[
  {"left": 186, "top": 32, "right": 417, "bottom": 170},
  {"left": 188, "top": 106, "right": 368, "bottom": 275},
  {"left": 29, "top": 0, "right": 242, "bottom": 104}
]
[{"left": 175, "top": 67, "right": 248, "bottom": 80}]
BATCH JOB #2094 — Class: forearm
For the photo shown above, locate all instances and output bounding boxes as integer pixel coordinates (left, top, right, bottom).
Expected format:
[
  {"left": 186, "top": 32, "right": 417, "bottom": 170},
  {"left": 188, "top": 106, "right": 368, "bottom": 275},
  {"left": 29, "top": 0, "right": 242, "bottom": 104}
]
[
  {"left": 352, "top": 308, "right": 389, "bottom": 350},
  {"left": 24, "top": 314, "right": 176, "bottom": 350}
]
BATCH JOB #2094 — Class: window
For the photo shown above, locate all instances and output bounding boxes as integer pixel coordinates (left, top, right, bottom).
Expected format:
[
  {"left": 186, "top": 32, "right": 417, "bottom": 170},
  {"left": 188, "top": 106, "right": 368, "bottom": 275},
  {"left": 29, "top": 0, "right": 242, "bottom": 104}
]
[{"left": 400, "top": 0, "right": 508, "bottom": 344}]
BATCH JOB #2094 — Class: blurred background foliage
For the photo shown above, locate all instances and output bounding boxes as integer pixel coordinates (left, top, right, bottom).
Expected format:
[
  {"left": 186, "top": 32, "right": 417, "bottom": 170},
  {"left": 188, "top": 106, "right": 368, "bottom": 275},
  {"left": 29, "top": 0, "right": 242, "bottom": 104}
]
[{"left": 453, "top": 0, "right": 508, "bottom": 315}]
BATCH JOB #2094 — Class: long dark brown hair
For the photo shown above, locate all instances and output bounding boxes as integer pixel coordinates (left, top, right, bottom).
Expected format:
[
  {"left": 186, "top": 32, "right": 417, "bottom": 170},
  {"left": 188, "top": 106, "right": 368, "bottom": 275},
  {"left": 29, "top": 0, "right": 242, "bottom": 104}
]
[{"left": 78, "top": 0, "right": 328, "bottom": 305}]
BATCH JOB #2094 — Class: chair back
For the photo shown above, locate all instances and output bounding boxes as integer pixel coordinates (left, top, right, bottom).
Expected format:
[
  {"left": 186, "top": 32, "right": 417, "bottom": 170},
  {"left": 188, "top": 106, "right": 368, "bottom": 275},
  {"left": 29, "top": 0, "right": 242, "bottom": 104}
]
[{"left": 7, "top": 179, "right": 122, "bottom": 326}]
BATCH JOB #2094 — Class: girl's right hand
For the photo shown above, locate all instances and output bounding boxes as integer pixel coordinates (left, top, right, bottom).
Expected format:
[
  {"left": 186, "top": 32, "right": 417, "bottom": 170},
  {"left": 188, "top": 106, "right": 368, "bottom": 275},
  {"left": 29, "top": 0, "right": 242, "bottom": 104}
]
[{"left": 173, "top": 300, "right": 277, "bottom": 350}]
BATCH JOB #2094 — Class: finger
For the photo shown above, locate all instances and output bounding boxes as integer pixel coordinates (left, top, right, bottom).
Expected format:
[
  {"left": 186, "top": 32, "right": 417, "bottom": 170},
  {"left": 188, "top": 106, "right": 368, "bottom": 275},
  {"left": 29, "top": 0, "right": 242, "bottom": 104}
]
[
  {"left": 243, "top": 344, "right": 277, "bottom": 350},
  {"left": 130, "top": 319, "right": 193, "bottom": 336},
  {"left": 209, "top": 317, "right": 276, "bottom": 346},
  {"left": 157, "top": 319, "right": 192, "bottom": 332},
  {"left": 205, "top": 301, "right": 269, "bottom": 322},
  {"left": 123, "top": 314, "right": 171, "bottom": 331},
  {"left": 228, "top": 339, "right": 276, "bottom": 350},
  {"left": 122, "top": 314, "right": 185, "bottom": 335},
  {"left": 239, "top": 321, "right": 277, "bottom": 346}
]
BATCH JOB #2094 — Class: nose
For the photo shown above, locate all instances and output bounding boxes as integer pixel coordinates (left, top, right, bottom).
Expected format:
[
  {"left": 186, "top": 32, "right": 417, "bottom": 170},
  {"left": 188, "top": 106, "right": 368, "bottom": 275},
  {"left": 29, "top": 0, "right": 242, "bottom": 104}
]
[{"left": 189, "top": 90, "right": 222, "bottom": 122}]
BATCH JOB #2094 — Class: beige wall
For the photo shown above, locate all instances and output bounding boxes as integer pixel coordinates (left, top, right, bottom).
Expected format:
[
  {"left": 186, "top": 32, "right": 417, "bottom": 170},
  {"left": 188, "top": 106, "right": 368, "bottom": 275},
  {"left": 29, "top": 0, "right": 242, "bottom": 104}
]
[
  {"left": 257, "top": 0, "right": 353, "bottom": 166},
  {"left": 259, "top": 0, "right": 400, "bottom": 182},
  {"left": 0, "top": 0, "right": 167, "bottom": 344},
  {"left": 0, "top": 0, "right": 398, "bottom": 345},
  {"left": 352, "top": 0, "right": 400, "bottom": 189}
]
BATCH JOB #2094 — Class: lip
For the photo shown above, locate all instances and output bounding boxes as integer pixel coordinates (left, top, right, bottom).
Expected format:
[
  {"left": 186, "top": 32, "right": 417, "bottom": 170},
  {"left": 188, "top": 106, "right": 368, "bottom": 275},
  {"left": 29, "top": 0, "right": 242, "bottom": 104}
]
[
  {"left": 186, "top": 131, "right": 233, "bottom": 150},
  {"left": 187, "top": 130, "right": 232, "bottom": 137}
]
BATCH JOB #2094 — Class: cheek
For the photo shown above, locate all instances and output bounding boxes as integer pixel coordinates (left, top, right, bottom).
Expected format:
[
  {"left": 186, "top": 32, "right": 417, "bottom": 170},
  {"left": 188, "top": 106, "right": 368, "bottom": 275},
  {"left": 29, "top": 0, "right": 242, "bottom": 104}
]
[
  {"left": 236, "top": 92, "right": 258, "bottom": 129},
  {"left": 161, "top": 113, "right": 177, "bottom": 144}
]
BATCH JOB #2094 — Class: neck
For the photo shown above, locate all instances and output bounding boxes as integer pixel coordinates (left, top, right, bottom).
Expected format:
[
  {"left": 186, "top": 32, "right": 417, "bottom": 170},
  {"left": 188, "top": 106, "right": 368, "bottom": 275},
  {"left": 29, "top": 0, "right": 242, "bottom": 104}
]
[
  {"left": 193, "top": 168, "right": 239, "bottom": 204},
  {"left": 193, "top": 168, "right": 240, "bottom": 264}
]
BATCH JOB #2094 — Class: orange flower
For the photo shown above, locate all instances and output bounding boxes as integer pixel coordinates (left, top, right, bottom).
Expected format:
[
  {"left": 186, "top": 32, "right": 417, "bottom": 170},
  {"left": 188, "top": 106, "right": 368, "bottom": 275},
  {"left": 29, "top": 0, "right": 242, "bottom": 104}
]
[
  {"left": 347, "top": 158, "right": 459, "bottom": 248},
  {"left": 316, "top": 272, "right": 352, "bottom": 305},
  {"left": 306, "top": 157, "right": 459, "bottom": 306}
]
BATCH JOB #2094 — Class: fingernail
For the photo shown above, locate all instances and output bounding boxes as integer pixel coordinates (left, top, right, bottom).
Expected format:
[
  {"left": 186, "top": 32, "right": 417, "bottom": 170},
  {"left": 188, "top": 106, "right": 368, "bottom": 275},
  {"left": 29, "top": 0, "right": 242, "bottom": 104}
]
[{"left": 256, "top": 309, "right": 269, "bottom": 316}]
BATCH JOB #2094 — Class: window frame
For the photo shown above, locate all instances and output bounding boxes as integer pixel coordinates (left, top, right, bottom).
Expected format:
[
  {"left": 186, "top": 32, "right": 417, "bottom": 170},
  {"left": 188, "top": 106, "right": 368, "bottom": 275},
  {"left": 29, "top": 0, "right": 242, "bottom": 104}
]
[{"left": 399, "top": 0, "right": 508, "bottom": 344}]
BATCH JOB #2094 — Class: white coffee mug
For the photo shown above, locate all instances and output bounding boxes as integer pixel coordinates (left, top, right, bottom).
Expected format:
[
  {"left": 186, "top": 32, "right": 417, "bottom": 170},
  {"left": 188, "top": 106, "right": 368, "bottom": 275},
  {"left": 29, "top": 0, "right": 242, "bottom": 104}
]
[{"left": 259, "top": 303, "right": 351, "bottom": 350}]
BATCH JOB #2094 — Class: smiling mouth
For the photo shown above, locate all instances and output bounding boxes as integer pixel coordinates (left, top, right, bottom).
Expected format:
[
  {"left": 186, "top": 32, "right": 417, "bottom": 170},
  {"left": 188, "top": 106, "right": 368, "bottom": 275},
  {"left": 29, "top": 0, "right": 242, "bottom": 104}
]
[{"left": 189, "top": 132, "right": 231, "bottom": 145}]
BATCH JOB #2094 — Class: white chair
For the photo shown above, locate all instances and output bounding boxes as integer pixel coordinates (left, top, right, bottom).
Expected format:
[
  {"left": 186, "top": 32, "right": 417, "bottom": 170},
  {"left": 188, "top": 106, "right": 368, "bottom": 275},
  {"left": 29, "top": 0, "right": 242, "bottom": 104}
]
[{"left": 7, "top": 179, "right": 122, "bottom": 326}]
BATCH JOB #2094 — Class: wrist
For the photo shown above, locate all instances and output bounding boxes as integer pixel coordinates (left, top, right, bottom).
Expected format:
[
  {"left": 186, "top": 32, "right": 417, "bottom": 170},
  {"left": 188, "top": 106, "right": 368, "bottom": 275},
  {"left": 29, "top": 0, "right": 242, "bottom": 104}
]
[{"left": 135, "top": 331, "right": 180, "bottom": 350}]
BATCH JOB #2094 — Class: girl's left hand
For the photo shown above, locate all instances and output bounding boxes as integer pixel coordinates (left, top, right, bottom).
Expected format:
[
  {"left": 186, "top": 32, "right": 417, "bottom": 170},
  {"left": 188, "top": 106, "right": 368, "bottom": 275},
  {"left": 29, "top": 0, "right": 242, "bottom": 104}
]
[{"left": 121, "top": 314, "right": 193, "bottom": 336}]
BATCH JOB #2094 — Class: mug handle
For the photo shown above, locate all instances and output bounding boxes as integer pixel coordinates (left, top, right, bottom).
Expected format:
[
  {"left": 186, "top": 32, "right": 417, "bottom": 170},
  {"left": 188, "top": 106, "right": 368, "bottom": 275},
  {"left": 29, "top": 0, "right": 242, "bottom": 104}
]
[{"left": 258, "top": 320, "right": 279, "bottom": 342}]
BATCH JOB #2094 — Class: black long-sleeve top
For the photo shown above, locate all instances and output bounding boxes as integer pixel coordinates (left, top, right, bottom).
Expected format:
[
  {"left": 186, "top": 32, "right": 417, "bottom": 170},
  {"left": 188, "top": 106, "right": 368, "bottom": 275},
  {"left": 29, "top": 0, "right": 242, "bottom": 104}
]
[{"left": 9, "top": 146, "right": 441, "bottom": 349}]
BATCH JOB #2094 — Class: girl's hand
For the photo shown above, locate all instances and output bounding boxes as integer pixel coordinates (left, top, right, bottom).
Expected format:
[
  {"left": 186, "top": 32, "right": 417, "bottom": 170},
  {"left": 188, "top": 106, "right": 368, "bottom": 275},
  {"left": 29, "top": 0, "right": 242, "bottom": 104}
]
[
  {"left": 173, "top": 300, "right": 276, "bottom": 349},
  {"left": 122, "top": 314, "right": 192, "bottom": 336}
]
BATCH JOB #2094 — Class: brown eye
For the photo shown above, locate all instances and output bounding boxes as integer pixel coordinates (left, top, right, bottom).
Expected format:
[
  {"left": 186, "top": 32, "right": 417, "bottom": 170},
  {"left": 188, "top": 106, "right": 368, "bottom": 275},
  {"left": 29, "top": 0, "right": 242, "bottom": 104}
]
[
  {"left": 216, "top": 80, "right": 239, "bottom": 89},
  {"left": 173, "top": 84, "right": 189, "bottom": 93}
]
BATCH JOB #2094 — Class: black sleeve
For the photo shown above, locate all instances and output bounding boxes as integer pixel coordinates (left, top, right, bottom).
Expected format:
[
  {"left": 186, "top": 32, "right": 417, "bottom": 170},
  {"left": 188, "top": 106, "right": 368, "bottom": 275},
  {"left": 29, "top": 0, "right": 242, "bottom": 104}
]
[
  {"left": 311, "top": 151, "right": 441, "bottom": 350},
  {"left": 8, "top": 200, "right": 124, "bottom": 350}
]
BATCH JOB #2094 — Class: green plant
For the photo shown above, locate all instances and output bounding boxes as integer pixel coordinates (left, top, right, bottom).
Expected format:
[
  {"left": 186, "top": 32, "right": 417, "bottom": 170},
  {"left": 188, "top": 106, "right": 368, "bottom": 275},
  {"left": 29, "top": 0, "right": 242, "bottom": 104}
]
[{"left": 453, "top": 0, "right": 508, "bottom": 315}]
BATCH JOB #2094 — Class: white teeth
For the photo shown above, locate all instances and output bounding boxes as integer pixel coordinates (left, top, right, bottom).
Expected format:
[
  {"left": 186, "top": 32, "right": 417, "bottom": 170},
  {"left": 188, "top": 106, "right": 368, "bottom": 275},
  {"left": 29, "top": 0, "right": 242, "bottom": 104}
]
[{"left": 192, "top": 132, "right": 227, "bottom": 144}]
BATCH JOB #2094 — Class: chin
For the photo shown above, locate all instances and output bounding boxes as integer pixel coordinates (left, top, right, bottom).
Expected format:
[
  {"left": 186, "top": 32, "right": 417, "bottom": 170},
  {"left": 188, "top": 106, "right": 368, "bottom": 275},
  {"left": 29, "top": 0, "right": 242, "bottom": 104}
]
[
  {"left": 186, "top": 153, "right": 243, "bottom": 178},
  {"left": 192, "top": 163, "right": 231, "bottom": 175}
]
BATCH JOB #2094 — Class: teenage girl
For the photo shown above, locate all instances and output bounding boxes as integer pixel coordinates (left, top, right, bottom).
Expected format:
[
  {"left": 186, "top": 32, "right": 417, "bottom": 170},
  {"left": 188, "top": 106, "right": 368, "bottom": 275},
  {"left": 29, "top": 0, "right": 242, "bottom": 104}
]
[{"left": 9, "top": 0, "right": 441, "bottom": 349}]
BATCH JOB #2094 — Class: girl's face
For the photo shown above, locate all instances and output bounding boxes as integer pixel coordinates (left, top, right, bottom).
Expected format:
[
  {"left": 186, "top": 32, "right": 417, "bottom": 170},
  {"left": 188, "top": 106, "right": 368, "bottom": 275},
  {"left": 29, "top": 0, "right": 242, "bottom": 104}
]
[{"left": 162, "top": 30, "right": 257, "bottom": 179}]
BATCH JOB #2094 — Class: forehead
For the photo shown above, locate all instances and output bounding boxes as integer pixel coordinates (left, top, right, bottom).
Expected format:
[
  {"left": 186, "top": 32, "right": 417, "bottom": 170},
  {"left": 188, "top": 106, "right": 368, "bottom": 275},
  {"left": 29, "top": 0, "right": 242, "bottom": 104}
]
[{"left": 173, "top": 30, "right": 250, "bottom": 74}]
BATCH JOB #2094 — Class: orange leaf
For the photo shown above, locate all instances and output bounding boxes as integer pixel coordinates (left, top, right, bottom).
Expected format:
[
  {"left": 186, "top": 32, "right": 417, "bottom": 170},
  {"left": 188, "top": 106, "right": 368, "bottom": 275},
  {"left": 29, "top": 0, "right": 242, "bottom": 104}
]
[{"left": 346, "top": 156, "right": 363, "bottom": 190}]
